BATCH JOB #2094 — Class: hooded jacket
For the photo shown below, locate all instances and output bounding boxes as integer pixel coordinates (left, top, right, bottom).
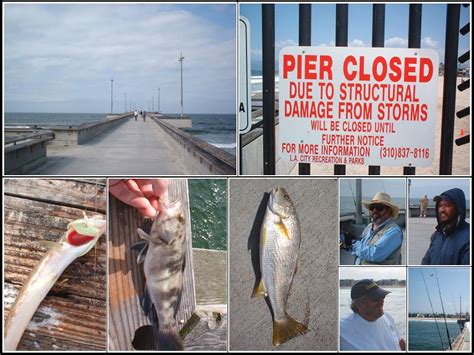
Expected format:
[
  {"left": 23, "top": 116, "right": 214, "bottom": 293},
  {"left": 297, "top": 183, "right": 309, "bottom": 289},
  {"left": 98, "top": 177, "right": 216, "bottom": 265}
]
[{"left": 421, "top": 188, "right": 470, "bottom": 265}]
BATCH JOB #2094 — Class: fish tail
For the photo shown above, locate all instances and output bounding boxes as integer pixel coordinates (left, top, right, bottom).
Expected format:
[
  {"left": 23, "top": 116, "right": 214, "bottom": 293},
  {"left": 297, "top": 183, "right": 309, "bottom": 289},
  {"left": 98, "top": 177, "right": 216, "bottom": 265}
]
[
  {"left": 272, "top": 314, "right": 309, "bottom": 347},
  {"left": 251, "top": 278, "right": 266, "bottom": 298},
  {"left": 156, "top": 327, "right": 184, "bottom": 351}
]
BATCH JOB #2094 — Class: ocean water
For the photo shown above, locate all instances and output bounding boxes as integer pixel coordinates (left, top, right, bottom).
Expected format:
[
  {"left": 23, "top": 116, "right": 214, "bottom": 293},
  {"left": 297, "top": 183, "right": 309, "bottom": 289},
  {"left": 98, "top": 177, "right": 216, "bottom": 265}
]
[
  {"left": 180, "top": 114, "right": 236, "bottom": 156},
  {"left": 340, "top": 196, "right": 406, "bottom": 215},
  {"left": 5, "top": 112, "right": 108, "bottom": 126},
  {"left": 408, "top": 320, "right": 461, "bottom": 350},
  {"left": 340, "top": 287, "right": 406, "bottom": 338},
  {"left": 188, "top": 179, "right": 227, "bottom": 251}
]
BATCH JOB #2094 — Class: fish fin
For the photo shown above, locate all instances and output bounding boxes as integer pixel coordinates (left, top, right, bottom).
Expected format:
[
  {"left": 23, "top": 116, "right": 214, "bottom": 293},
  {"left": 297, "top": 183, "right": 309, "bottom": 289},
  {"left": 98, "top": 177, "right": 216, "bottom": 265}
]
[
  {"left": 275, "top": 222, "right": 290, "bottom": 240},
  {"left": 38, "top": 239, "right": 59, "bottom": 249},
  {"left": 137, "top": 228, "right": 151, "bottom": 241},
  {"left": 132, "top": 241, "right": 149, "bottom": 264},
  {"left": 156, "top": 326, "right": 184, "bottom": 350},
  {"left": 272, "top": 314, "right": 309, "bottom": 347},
  {"left": 251, "top": 278, "right": 266, "bottom": 298}
]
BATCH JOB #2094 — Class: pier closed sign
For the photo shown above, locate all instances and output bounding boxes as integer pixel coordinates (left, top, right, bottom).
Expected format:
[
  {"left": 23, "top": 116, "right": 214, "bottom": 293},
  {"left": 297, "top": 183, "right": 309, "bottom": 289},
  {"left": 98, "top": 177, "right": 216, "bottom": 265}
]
[{"left": 279, "top": 47, "right": 439, "bottom": 166}]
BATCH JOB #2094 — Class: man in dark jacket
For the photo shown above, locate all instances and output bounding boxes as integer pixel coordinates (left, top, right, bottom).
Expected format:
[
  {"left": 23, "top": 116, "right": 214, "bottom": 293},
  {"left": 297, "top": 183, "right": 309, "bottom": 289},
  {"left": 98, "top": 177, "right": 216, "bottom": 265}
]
[{"left": 421, "top": 188, "right": 470, "bottom": 265}]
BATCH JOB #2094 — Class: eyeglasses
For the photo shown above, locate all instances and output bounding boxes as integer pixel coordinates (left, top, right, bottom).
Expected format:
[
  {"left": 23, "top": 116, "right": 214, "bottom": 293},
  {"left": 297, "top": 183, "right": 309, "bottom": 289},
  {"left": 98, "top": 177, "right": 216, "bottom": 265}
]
[{"left": 369, "top": 204, "right": 386, "bottom": 212}]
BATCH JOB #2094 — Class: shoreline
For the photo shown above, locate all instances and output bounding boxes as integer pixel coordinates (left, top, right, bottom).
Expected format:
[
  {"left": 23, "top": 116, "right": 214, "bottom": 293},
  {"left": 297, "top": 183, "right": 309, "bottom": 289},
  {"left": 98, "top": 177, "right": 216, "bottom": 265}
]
[{"left": 409, "top": 317, "right": 461, "bottom": 323}]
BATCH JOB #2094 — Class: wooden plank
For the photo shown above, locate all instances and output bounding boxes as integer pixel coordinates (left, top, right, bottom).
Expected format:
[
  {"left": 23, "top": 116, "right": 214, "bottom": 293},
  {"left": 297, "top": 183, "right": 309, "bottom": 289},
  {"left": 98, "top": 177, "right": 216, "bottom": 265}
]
[
  {"left": 4, "top": 179, "right": 106, "bottom": 212},
  {"left": 108, "top": 179, "right": 196, "bottom": 351},
  {"left": 3, "top": 179, "right": 107, "bottom": 351}
]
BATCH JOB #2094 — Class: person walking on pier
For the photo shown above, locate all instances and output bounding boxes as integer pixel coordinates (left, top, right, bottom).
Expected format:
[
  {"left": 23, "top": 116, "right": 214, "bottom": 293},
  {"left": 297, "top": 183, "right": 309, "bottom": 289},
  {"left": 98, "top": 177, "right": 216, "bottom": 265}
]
[
  {"left": 134, "top": 110, "right": 138, "bottom": 121},
  {"left": 421, "top": 188, "right": 470, "bottom": 265},
  {"left": 143, "top": 111, "right": 147, "bottom": 122},
  {"left": 340, "top": 279, "right": 406, "bottom": 351}
]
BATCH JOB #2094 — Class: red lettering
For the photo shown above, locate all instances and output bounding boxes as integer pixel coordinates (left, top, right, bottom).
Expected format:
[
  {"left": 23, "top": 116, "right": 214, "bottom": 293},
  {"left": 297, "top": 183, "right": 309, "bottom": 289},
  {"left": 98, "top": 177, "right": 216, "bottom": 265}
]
[
  {"left": 419, "top": 57, "right": 433, "bottom": 82},
  {"left": 389, "top": 57, "right": 402, "bottom": 82},
  {"left": 404, "top": 57, "right": 417, "bottom": 82},
  {"left": 283, "top": 55, "right": 295, "bottom": 79},
  {"left": 343, "top": 55, "right": 357, "bottom": 80},
  {"left": 359, "top": 57, "right": 370, "bottom": 81},
  {"left": 373, "top": 56, "right": 388, "bottom": 82}
]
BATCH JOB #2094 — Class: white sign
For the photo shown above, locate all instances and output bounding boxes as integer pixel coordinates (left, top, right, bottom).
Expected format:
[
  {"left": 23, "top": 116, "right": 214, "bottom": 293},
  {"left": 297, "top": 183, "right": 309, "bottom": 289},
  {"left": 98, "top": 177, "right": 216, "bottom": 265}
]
[
  {"left": 239, "top": 17, "right": 251, "bottom": 134},
  {"left": 279, "top": 47, "right": 439, "bottom": 167}
]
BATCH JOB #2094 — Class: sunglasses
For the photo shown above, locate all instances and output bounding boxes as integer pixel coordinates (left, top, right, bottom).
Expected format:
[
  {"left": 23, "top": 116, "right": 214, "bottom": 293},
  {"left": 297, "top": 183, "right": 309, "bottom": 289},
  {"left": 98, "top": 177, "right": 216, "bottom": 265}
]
[{"left": 369, "top": 204, "right": 386, "bottom": 212}]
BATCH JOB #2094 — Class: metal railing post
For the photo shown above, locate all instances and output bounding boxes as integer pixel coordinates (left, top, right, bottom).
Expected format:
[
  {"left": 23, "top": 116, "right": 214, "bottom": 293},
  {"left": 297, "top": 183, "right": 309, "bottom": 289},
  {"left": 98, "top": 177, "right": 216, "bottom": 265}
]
[
  {"left": 334, "top": 4, "right": 348, "bottom": 175},
  {"left": 262, "top": 4, "right": 276, "bottom": 175},
  {"left": 299, "top": 4, "right": 312, "bottom": 175},
  {"left": 439, "top": 4, "right": 461, "bottom": 174}
]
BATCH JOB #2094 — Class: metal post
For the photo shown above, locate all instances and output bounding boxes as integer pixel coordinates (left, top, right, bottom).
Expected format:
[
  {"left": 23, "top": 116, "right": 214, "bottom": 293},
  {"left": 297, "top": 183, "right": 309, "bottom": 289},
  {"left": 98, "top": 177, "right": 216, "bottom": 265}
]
[
  {"left": 335, "top": 4, "right": 348, "bottom": 175},
  {"left": 179, "top": 53, "right": 185, "bottom": 118},
  {"left": 110, "top": 77, "right": 114, "bottom": 114},
  {"left": 158, "top": 88, "right": 161, "bottom": 113},
  {"left": 124, "top": 92, "right": 127, "bottom": 112},
  {"left": 299, "top": 3, "right": 312, "bottom": 175},
  {"left": 369, "top": 4, "right": 385, "bottom": 175},
  {"left": 439, "top": 4, "right": 460, "bottom": 175},
  {"left": 262, "top": 4, "right": 276, "bottom": 175},
  {"left": 152, "top": 96, "right": 154, "bottom": 112},
  {"left": 404, "top": 4, "right": 422, "bottom": 175}
]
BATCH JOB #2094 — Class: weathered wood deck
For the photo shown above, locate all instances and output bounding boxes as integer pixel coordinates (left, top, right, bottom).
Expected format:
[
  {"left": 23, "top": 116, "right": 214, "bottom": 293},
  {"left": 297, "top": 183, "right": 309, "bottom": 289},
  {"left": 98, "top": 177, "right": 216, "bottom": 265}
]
[
  {"left": 108, "top": 179, "right": 196, "bottom": 351},
  {"left": 3, "top": 179, "right": 107, "bottom": 351}
]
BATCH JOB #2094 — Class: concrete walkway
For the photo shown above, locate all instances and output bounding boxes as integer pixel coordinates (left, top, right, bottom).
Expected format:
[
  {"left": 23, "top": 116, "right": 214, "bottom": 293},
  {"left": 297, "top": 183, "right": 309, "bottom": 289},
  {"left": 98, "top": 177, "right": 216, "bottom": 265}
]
[{"left": 31, "top": 116, "right": 188, "bottom": 175}]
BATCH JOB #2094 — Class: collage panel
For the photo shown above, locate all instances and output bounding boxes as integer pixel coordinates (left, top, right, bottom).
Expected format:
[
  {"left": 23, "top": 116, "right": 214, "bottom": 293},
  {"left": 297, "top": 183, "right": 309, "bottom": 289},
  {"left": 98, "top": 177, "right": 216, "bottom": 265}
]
[
  {"left": 3, "top": 178, "right": 107, "bottom": 351},
  {"left": 107, "top": 178, "right": 227, "bottom": 351},
  {"left": 407, "top": 178, "right": 470, "bottom": 265},
  {"left": 4, "top": 3, "right": 237, "bottom": 176},
  {"left": 339, "top": 178, "right": 407, "bottom": 266},
  {"left": 229, "top": 178, "right": 339, "bottom": 351},
  {"left": 339, "top": 266, "right": 407, "bottom": 351},
  {"left": 408, "top": 267, "right": 470, "bottom": 351}
]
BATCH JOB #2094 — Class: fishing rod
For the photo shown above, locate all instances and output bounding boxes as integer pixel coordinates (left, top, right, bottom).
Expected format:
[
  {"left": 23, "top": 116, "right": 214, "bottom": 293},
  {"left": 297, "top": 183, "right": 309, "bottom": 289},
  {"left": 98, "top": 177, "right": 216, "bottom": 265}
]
[
  {"left": 434, "top": 269, "right": 452, "bottom": 350},
  {"left": 451, "top": 291, "right": 463, "bottom": 332},
  {"left": 420, "top": 269, "right": 445, "bottom": 350}
]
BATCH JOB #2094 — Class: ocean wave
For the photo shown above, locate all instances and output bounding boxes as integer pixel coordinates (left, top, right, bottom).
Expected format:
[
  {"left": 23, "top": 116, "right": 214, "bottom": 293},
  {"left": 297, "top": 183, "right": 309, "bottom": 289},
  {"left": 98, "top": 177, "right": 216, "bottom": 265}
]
[{"left": 210, "top": 143, "right": 236, "bottom": 149}]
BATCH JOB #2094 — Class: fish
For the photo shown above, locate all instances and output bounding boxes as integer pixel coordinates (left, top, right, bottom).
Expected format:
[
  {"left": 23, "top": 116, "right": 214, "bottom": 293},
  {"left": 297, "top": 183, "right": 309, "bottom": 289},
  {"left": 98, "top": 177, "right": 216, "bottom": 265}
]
[
  {"left": 251, "top": 187, "right": 308, "bottom": 346},
  {"left": 4, "top": 213, "right": 106, "bottom": 351},
  {"left": 136, "top": 200, "right": 186, "bottom": 351}
]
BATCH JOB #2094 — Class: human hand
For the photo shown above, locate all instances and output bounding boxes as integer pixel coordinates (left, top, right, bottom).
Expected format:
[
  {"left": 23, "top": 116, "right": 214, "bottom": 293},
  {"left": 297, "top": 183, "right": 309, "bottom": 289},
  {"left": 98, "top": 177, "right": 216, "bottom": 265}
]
[{"left": 109, "top": 179, "right": 168, "bottom": 218}]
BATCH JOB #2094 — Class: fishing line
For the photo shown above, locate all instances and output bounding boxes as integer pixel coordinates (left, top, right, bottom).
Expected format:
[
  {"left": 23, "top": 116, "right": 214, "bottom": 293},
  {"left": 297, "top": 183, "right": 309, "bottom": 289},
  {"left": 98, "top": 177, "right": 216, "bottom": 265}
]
[
  {"left": 434, "top": 269, "right": 452, "bottom": 350},
  {"left": 348, "top": 180, "right": 357, "bottom": 207},
  {"left": 380, "top": 179, "right": 386, "bottom": 193},
  {"left": 451, "top": 291, "right": 463, "bottom": 332},
  {"left": 420, "top": 269, "right": 445, "bottom": 350}
]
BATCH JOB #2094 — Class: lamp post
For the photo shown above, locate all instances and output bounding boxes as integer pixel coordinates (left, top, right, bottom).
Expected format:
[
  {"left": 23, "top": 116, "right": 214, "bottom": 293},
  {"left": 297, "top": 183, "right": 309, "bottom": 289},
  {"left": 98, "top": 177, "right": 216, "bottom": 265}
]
[
  {"left": 178, "top": 53, "right": 184, "bottom": 118},
  {"left": 110, "top": 77, "right": 114, "bottom": 114}
]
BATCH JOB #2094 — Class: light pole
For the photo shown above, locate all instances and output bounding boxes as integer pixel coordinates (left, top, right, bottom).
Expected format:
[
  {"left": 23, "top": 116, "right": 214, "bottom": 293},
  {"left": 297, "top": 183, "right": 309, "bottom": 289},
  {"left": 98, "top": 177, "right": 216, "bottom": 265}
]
[
  {"left": 158, "top": 88, "right": 160, "bottom": 113},
  {"left": 110, "top": 77, "right": 114, "bottom": 114},
  {"left": 124, "top": 92, "right": 127, "bottom": 112},
  {"left": 152, "top": 96, "right": 154, "bottom": 112},
  {"left": 178, "top": 53, "right": 184, "bottom": 118}
]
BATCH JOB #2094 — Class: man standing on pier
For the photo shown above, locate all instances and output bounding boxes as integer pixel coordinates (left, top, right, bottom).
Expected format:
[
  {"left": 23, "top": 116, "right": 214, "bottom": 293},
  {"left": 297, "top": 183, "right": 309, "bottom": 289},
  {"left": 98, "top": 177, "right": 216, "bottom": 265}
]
[
  {"left": 419, "top": 195, "right": 429, "bottom": 218},
  {"left": 340, "top": 280, "right": 406, "bottom": 351},
  {"left": 421, "top": 188, "right": 470, "bottom": 265}
]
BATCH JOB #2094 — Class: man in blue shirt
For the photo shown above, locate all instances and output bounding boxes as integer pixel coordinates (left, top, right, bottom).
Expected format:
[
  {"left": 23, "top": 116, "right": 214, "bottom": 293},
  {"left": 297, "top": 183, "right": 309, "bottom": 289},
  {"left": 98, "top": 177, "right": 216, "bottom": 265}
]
[
  {"left": 422, "top": 188, "right": 470, "bottom": 265},
  {"left": 352, "top": 192, "right": 403, "bottom": 265}
]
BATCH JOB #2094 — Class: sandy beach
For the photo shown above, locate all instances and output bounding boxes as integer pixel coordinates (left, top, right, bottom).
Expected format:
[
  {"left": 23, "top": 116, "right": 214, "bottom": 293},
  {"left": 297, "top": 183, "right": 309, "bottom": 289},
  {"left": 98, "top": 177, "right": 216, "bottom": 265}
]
[{"left": 290, "top": 76, "right": 471, "bottom": 176}]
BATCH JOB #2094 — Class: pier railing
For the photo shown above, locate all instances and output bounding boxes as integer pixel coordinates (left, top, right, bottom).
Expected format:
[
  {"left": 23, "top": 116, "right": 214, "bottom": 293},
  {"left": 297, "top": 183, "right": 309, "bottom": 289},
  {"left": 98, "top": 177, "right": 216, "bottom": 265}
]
[
  {"left": 4, "top": 129, "right": 55, "bottom": 174},
  {"left": 150, "top": 115, "right": 236, "bottom": 175}
]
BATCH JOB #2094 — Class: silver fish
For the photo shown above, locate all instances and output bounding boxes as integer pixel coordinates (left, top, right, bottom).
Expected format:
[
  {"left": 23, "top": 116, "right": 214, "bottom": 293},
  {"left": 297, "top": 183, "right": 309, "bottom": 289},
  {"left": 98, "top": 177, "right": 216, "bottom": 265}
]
[
  {"left": 4, "top": 213, "right": 106, "bottom": 351},
  {"left": 137, "top": 201, "right": 186, "bottom": 350},
  {"left": 252, "top": 187, "right": 308, "bottom": 346}
]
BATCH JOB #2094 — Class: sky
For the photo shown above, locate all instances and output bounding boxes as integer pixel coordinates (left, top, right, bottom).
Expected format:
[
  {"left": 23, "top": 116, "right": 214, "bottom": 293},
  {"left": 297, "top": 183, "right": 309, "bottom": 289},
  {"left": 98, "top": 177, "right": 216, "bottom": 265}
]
[
  {"left": 340, "top": 266, "right": 406, "bottom": 280},
  {"left": 340, "top": 178, "right": 406, "bottom": 199},
  {"left": 408, "top": 178, "right": 470, "bottom": 202},
  {"left": 408, "top": 268, "right": 470, "bottom": 314},
  {"left": 240, "top": 3, "right": 470, "bottom": 72},
  {"left": 4, "top": 3, "right": 236, "bottom": 114}
]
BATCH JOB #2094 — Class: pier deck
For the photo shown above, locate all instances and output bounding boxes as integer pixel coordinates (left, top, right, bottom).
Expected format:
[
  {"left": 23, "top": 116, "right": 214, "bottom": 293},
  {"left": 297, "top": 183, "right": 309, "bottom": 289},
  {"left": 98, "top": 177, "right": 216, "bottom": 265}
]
[{"left": 29, "top": 117, "right": 187, "bottom": 175}]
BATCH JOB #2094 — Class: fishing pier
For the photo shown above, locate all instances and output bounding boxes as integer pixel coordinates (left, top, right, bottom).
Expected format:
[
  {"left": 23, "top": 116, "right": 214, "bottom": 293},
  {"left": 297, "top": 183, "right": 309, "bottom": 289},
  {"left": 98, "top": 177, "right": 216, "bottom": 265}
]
[{"left": 4, "top": 112, "right": 235, "bottom": 175}]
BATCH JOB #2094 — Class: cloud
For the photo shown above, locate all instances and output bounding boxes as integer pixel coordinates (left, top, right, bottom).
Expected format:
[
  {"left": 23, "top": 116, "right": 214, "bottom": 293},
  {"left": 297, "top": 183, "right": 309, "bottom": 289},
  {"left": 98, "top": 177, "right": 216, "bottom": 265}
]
[
  {"left": 4, "top": 4, "right": 236, "bottom": 113},
  {"left": 349, "top": 39, "right": 367, "bottom": 47},
  {"left": 385, "top": 37, "right": 408, "bottom": 48},
  {"left": 421, "top": 36, "right": 439, "bottom": 49}
]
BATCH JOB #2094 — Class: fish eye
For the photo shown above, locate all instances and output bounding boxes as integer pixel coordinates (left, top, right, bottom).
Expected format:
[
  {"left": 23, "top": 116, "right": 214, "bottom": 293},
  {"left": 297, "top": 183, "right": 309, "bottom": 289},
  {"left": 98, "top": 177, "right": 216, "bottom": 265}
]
[{"left": 283, "top": 194, "right": 289, "bottom": 200}]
